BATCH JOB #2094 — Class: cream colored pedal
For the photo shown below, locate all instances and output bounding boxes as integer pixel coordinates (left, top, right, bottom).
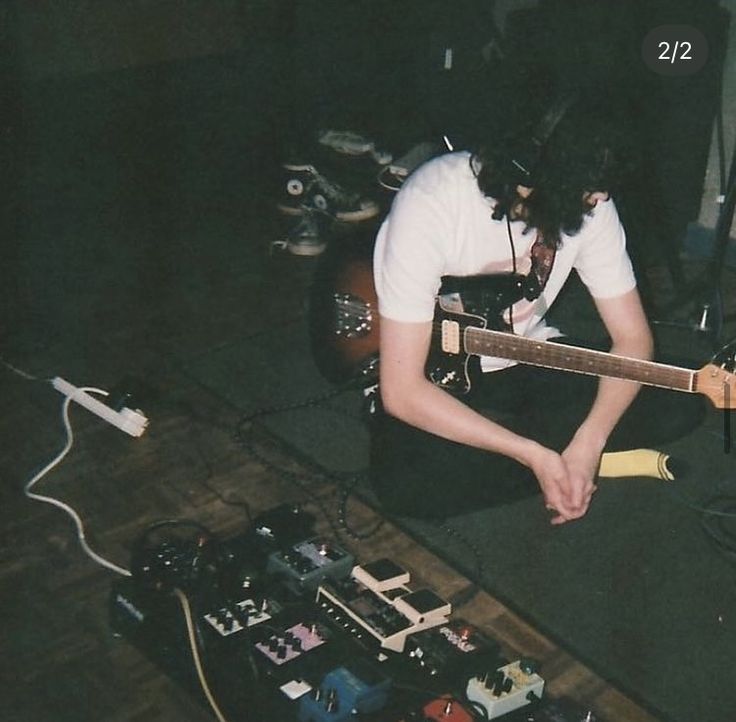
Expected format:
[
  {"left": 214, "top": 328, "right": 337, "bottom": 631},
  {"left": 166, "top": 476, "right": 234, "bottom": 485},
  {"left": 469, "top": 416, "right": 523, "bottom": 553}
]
[{"left": 466, "top": 659, "right": 544, "bottom": 719}]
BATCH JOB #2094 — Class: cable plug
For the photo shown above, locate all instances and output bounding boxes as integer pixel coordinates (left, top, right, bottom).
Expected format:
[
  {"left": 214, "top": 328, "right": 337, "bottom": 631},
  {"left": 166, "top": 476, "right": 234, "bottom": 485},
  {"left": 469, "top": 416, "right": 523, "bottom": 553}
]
[{"left": 52, "top": 376, "right": 149, "bottom": 437}]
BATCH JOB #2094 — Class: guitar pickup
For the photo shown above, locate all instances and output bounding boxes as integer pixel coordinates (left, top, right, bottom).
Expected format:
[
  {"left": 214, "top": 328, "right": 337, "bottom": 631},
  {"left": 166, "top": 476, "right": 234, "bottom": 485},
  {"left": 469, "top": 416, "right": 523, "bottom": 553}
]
[{"left": 441, "top": 319, "right": 461, "bottom": 354}]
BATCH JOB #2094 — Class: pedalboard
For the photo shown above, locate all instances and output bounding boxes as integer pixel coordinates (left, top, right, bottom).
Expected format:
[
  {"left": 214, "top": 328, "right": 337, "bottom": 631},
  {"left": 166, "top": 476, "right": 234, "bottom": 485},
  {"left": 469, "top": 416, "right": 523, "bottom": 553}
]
[
  {"left": 466, "top": 659, "right": 545, "bottom": 719},
  {"left": 316, "top": 558, "right": 451, "bottom": 652},
  {"left": 108, "top": 507, "right": 606, "bottom": 722},
  {"left": 267, "top": 537, "right": 355, "bottom": 593}
]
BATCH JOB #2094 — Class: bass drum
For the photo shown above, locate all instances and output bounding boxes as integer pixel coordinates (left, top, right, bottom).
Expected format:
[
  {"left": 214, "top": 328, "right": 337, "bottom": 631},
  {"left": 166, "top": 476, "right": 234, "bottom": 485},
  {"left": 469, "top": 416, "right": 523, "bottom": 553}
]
[{"left": 308, "top": 229, "right": 380, "bottom": 388}]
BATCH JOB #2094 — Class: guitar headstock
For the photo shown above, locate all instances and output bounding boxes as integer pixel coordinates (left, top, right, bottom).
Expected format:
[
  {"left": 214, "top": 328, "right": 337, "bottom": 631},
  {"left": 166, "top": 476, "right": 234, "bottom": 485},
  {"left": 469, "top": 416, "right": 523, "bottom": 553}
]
[{"left": 694, "top": 338, "right": 736, "bottom": 409}]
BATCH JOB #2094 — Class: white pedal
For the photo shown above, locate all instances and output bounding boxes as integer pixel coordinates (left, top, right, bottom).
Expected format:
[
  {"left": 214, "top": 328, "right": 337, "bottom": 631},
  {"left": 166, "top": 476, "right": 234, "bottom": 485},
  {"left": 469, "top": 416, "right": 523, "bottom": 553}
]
[
  {"left": 317, "top": 559, "right": 451, "bottom": 653},
  {"left": 203, "top": 598, "right": 273, "bottom": 637},
  {"left": 465, "top": 660, "right": 544, "bottom": 719}
]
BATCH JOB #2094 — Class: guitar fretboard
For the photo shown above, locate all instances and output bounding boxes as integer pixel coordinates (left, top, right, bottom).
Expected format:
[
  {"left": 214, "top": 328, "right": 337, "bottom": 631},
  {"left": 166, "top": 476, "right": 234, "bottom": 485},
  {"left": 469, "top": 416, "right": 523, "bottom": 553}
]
[{"left": 464, "top": 327, "right": 695, "bottom": 392}]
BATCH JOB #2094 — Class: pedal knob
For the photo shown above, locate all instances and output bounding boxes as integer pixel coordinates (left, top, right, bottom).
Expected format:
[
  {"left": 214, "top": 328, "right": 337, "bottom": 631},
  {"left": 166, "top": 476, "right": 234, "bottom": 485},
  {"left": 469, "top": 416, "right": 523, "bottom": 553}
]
[{"left": 519, "top": 657, "right": 539, "bottom": 675}]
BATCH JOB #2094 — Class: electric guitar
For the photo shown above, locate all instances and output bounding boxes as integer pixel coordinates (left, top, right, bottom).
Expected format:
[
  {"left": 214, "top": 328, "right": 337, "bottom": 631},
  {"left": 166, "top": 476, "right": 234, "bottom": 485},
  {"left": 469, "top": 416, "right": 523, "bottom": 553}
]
[{"left": 310, "top": 249, "right": 736, "bottom": 410}]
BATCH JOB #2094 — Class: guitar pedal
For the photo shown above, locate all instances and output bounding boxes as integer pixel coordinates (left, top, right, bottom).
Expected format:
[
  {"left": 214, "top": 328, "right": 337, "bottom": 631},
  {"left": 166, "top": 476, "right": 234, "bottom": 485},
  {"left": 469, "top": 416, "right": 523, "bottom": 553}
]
[
  {"left": 317, "top": 559, "right": 451, "bottom": 652},
  {"left": 422, "top": 696, "right": 474, "bottom": 722},
  {"left": 404, "top": 619, "right": 502, "bottom": 683},
  {"left": 297, "top": 662, "right": 392, "bottom": 722},
  {"left": 466, "top": 659, "right": 545, "bottom": 719},
  {"left": 266, "top": 537, "right": 354, "bottom": 593}
]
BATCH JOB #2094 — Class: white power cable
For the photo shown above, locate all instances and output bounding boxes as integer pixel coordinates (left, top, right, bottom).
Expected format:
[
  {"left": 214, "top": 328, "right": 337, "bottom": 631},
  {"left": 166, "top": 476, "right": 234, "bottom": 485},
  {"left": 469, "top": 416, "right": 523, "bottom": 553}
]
[{"left": 24, "top": 385, "right": 132, "bottom": 577}]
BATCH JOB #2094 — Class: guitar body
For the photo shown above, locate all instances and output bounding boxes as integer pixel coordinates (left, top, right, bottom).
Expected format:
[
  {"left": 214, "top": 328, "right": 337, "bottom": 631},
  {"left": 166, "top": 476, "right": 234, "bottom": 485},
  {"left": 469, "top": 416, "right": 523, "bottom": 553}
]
[
  {"left": 310, "top": 238, "right": 517, "bottom": 393},
  {"left": 309, "top": 234, "right": 381, "bottom": 386},
  {"left": 425, "top": 300, "right": 486, "bottom": 395}
]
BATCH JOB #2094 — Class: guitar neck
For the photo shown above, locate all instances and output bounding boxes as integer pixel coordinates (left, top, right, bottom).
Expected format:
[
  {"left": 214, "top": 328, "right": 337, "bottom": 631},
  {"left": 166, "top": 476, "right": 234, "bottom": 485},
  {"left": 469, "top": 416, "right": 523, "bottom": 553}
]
[{"left": 464, "top": 327, "right": 696, "bottom": 392}]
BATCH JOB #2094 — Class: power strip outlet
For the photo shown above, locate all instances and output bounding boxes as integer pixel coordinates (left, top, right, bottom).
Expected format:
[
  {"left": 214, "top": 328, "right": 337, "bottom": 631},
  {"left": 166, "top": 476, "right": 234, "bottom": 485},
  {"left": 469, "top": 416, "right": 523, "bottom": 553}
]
[
  {"left": 52, "top": 376, "right": 148, "bottom": 437},
  {"left": 466, "top": 660, "right": 545, "bottom": 719}
]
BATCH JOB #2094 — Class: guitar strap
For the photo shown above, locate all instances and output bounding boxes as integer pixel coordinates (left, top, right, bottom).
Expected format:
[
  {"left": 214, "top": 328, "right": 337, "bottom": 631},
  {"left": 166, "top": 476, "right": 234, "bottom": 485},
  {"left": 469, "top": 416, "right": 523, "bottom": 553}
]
[{"left": 525, "top": 234, "right": 557, "bottom": 301}]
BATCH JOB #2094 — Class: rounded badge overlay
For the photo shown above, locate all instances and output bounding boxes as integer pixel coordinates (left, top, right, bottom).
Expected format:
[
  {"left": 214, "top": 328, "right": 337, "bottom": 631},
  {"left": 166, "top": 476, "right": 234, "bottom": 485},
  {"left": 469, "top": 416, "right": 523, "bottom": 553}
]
[{"left": 642, "top": 24, "right": 708, "bottom": 76}]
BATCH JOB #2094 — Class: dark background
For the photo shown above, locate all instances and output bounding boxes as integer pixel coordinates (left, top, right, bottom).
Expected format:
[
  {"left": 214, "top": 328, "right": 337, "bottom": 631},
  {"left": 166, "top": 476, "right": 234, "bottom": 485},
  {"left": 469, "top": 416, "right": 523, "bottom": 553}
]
[{"left": 1, "top": 0, "right": 731, "bottom": 288}]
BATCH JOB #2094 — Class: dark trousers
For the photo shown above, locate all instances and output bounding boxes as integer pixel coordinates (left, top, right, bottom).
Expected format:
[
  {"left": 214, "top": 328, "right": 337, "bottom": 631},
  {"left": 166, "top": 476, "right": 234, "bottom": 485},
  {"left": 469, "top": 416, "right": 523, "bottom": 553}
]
[{"left": 369, "top": 361, "right": 706, "bottom": 519}]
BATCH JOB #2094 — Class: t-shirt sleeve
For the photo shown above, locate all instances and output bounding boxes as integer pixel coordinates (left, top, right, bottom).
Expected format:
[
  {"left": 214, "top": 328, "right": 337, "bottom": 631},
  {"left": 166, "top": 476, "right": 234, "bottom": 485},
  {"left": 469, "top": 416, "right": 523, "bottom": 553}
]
[
  {"left": 573, "top": 199, "right": 637, "bottom": 299},
  {"left": 374, "top": 179, "right": 455, "bottom": 322}
]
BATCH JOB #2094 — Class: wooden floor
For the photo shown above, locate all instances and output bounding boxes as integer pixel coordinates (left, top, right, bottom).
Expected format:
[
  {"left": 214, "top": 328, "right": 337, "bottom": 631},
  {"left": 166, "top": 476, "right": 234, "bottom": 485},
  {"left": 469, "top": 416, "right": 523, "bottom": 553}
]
[{"left": 3, "top": 232, "right": 716, "bottom": 721}]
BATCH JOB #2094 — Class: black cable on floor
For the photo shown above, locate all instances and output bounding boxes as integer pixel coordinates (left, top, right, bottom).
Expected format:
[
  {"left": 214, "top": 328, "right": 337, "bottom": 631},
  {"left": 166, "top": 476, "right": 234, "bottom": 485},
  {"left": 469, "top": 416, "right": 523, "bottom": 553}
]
[
  {"left": 234, "top": 420, "right": 352, "bottom": 549},
  {"left": 337, "top": 473, "right": 385, "bottom": 541},
  {"left": 232, "top": 381, "right": 388, "bottom": 546}
]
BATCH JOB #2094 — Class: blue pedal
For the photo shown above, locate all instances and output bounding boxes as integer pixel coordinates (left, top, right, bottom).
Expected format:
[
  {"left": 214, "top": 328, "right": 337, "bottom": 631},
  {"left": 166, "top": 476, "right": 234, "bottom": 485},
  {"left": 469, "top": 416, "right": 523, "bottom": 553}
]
[{"left": 297, "top": 662, "right": 391, "bottom": 722}]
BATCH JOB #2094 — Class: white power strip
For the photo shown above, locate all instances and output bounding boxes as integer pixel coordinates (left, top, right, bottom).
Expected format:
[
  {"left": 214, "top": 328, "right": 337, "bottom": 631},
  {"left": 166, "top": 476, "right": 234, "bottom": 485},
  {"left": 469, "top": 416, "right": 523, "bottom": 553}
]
[
  {"left": 466, "top": 660, "right": 545, "bottom": 719},
  {"left": 52, "top": 376, "right": 148, "bottom": 437}
]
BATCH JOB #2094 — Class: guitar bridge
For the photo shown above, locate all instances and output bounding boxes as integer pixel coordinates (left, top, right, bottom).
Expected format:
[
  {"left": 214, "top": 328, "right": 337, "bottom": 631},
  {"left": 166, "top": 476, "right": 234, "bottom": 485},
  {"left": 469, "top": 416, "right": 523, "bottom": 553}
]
[{"left": 441, "top": 319, "right": 461, "bottom": 354}]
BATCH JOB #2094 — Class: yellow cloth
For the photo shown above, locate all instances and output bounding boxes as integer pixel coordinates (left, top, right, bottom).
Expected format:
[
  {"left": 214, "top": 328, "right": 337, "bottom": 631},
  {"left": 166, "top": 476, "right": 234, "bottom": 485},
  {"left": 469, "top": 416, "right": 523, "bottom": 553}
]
[{"left": 598, "top": 449, "right": 674, "bottom": 481}]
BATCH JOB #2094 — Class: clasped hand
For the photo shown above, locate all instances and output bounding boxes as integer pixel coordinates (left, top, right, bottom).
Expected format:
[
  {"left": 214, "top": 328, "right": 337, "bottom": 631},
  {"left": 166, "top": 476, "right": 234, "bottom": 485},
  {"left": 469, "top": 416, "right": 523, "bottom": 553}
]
[{"left": 529, "top": 440, "right": 601, "bottom": 525}]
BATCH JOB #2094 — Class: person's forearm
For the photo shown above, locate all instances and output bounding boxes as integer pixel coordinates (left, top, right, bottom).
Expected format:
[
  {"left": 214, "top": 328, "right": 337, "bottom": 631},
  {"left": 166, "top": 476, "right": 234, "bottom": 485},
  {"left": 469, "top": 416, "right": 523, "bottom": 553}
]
[
  {"left": 572, "top": 334, "right": 654, "bottom": 450},
  {"left": 382, "top": 376, "right": 538, "bottom": 466},
  {"left": 385, "top": 375, "right": 585, "bottom": 521}
]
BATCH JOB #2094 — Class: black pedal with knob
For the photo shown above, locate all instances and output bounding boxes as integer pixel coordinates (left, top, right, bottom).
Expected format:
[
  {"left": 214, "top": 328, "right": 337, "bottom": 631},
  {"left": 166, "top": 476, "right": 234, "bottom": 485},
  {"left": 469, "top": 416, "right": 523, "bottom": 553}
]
[
  {"left": 403, "top": 619, "right": 502, "bottom": 686},
  {"left": 252, "top": 503, "right": 317, "bottom": 551}
]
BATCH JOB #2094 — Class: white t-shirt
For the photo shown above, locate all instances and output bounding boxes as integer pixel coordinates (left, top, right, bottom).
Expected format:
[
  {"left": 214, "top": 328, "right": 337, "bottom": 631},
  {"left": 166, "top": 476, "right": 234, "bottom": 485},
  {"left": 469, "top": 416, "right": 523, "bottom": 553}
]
[{"left": 373, "top": 151, "right": 637, "bottom": 372}]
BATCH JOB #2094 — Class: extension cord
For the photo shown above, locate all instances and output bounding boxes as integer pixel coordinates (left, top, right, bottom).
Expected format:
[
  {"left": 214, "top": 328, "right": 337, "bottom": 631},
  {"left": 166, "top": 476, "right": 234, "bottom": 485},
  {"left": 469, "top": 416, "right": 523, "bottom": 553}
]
[{"left": 52, "top": 376, "right": 148, "bottom": 437}]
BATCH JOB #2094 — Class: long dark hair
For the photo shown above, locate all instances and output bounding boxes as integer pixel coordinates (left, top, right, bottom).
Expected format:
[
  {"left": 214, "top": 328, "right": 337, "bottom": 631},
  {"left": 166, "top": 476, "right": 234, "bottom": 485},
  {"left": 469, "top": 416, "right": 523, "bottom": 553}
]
[{"left": 472, "top": 94, "right": 633, "bottom": 247}]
